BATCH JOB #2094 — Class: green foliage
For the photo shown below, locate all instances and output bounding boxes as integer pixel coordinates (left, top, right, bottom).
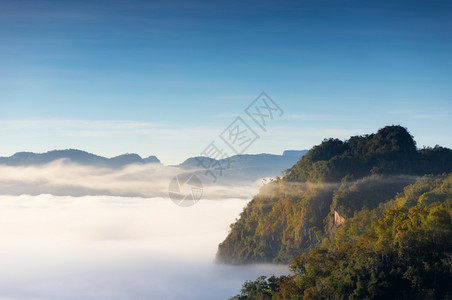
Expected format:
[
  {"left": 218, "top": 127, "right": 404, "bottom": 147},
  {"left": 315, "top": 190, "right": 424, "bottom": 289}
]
[
  {"left": 230, "top": 275, "right": 300, "bottom": 300},
  {"left": 284, "top": 126, "right": 451, "bottom": 183},
  {"left": 229, "top": 276, "right": 276, "bottom": 300},
  {"left": 285, "top": 126, "right": 411, "bottom": 182},
  {"left": 217, "top": 180, "right": 335, "bottom": 263},
  {"left": 331, "top": 174, "right": 414, "bottom": 218},
  {"left": 232, "top": 174, "right": 452, "bottom": 299},
  {"left": 218, "top": 126, "right": 452, "bottom": 264}
]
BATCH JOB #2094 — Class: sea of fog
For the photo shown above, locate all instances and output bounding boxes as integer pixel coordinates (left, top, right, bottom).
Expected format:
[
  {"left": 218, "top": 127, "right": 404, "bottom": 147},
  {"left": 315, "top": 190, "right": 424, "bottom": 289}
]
[{"left": 0, "top": 194, "right": 289, "bottom": 300}]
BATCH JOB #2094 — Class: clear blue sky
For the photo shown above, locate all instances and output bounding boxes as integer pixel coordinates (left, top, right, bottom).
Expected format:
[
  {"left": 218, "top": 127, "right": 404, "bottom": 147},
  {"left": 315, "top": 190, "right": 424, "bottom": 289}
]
[{"left": 1, "top": 0, "right": 451, "bottom": 164}]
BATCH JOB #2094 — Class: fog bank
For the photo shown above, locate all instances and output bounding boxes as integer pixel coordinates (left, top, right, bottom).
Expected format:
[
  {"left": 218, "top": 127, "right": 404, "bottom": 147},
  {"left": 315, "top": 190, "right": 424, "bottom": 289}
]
[
  {"left": 0, "top": 160, "right": 264, "bottom": 199},
  {"left": 0, "top": 195, "right": 289, "bottom": 300}
]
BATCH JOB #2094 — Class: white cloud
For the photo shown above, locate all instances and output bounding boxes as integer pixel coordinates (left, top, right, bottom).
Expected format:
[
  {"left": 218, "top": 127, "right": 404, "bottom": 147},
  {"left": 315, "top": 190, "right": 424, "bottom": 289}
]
[
  {"left": 410, "top": 113, "right": 450, "bottom": 120},
  {"left": 0, "top": 194, "right": 289, "bottom": 300},
  {"left": 0, "top": 119, "right": 218, "bottom": 138},
  {"left": 0, "top": 161, "right": 261, "bottom": 199},
  {"left": 284, "top": 113, "right": 335, "bottom": 120},
  {"left": 0, "top": 119, "right": 221, "bottom": 164},
  {"left": 388, "top": 109, "right": 412, "bottom": 115}
]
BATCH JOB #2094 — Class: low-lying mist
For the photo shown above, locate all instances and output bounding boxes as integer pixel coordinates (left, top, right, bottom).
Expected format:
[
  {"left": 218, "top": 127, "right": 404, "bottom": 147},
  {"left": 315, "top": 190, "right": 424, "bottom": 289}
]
[
  {"left": 255, "top": 174, "right": 420, "bottom": 198},
  {"left": 0, "top": 161, "right": 296, "bottom": 299},
  {"left": 0, "top": 195, "right": 289, "bottom": 300},
  {"left": 0, "top": 160, "right": 264, "bottom": 199}
]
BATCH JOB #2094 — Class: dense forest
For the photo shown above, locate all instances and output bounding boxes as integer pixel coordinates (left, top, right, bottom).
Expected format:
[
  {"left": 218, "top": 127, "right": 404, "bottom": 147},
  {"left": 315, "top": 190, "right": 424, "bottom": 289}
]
[
  {"left": 218, "top": 126, "right": 452, "bottom": 264},
  {"left": 217, "top": 125, "right": 452, "bottom": 298},
  {"left": 230, "top": 173, "right": 452, "bottom": 299}
]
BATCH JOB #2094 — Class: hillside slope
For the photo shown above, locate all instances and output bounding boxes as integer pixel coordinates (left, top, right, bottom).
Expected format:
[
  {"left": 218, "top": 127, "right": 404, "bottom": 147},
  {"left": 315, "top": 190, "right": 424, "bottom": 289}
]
[
  {"left": 217, "top": 126, "right": 452, "bottom": 264},
  {"left": 231, "top": 173, "right": 452, "bottom": 299}
]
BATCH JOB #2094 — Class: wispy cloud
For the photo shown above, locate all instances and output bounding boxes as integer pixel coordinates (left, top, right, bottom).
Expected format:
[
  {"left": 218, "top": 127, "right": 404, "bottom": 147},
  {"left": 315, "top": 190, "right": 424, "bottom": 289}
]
[
  {"left": 211, "top": 113, "right": 240, "bottom": 119},
  {"left": 0, "top": 119, "right": 230, "bottom": 164},
  {"left": 267, "top": 126, "right": 363, "bottom": 138},
  {"left": 0, "top": 119, "right": 159, "bottom": 132},
  {"left": 410, "top": 113, "right": 451, "bottom": 120},
  {"left": 0, "top": 160, "right": 261, "bottom": 199},
  {"left": 388, "top": 109, "right": 412, "bottom": 115},
  {"left": 0, "top": 119, "right": 218, "bottom": 138},
  {"left": 388, "top": 109, "right": 450, "bottom": 120},
  {"left": 284, "top": 113, "right": 334, "bottom": 120}
]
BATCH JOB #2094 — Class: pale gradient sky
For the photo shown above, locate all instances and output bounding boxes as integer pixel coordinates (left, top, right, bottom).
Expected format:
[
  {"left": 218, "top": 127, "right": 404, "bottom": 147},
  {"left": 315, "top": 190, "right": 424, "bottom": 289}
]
[{"left": 1, "top": 0, "right": 451, "bottom": 164}]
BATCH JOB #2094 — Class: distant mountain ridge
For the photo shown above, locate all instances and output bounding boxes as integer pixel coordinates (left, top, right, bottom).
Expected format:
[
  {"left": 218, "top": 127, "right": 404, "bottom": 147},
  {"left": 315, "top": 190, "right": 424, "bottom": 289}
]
[
  {"left": 0, "top": 149, "right": 308, "bottom": 177},
  {"left": 282, "top": 150, "right": 306, "bottom": 157},
  {"left": 0, "top": 148, "right": 308, "bottom": 198},
  {"left": 0, "top": 149, "right": 160, "bottom": 168},
  {"left": 178, "top": 151, "right": 308, "bottom": 182}
]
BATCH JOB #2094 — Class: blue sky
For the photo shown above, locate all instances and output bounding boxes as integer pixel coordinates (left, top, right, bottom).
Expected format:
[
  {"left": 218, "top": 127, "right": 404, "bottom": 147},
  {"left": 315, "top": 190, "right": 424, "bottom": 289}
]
[{"left": 0, "top": 0, "right": 451, "bottom": 164}]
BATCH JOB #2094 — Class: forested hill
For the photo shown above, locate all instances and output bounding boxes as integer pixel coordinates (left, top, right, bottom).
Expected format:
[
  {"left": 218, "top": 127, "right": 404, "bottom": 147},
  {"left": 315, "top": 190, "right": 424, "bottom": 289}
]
[
  {"left": 231, "top": 174, "right": 452, "bottom": 299},
  {"left": 284, "top": 125, "right": 451, "bottom": 182},
  {"left": 217, "top": 126, "right": 452, "bottom": 264}
]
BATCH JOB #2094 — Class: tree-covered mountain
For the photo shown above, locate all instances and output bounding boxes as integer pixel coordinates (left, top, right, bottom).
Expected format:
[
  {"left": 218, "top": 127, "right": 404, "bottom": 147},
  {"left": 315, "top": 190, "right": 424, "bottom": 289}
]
[
  {"left": 231, "top": 173, "right": 452, "bottom": 299},
  {"left": 217, "top": 126, "right": 452, "bottom": 264}
]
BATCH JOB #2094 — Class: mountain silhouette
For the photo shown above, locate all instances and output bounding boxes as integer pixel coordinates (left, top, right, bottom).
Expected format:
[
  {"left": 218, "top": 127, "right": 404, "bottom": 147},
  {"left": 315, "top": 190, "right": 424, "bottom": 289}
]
[
  {"left": 178, "top": 151, "right": 308, "bottom": 183},
  {"left": 0, "top": 149, "right": 306, "bottom": 179},
  {"left": 0, "top": 149, "right": 160, "bottom": 168}
]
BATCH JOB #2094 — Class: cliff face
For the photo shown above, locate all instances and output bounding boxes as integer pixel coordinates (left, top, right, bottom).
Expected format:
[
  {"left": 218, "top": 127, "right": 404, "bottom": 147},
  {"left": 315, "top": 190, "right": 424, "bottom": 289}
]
[{"left": 334, "top": 211, "right": 345, "bottom": 226}]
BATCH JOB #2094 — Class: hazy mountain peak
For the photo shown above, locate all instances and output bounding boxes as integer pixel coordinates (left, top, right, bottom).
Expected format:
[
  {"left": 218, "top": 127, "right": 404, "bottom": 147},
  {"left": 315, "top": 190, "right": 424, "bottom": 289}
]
[
  {"left": 0, "top": 149, "right": 159, "bottom": 168},
  {"left": 144, "top": 155, "right": 160, "bottom": 163},
  {"left": 282, "top": 150, "right": 308, "bottom": 157}
]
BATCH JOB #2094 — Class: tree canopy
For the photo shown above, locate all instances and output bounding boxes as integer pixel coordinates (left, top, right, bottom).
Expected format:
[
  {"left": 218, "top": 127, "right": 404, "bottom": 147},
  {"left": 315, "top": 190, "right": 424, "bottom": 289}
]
[
  {"left": 218, "top": 126, "right": 452, "bottom": 264},
  {"left": 231, "top": 173, "right": 452, "bottom": 299}
]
